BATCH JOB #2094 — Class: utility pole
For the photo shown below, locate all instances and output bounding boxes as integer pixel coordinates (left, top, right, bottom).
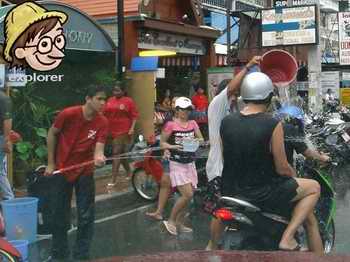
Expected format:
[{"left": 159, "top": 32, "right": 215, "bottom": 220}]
[
  {"left": 117, "top": 0, "right": 124, "bottom": 77},
  {"left": 226, "top": 0, "right": 232, "bottom": 56},
  {"left": 308, "top": 1, "right": 322, "bottom": 112}
]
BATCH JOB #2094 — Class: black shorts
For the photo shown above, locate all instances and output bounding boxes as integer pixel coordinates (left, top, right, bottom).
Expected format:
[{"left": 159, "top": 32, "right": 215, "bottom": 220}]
[{"left": 258, "top": 176, "right": 298, "bottom": 218}]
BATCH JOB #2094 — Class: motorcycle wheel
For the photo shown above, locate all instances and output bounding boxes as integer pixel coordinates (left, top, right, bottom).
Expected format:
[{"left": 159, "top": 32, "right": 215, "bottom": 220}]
[
  {"left": 132, "top": 168, "right": 159, "bottom": 201},
  {"left": 323, "top": 219, "right": 335, "bottom": 254},
  {"left": 0, "top": 249, "right": 19, "bottom": 262}
]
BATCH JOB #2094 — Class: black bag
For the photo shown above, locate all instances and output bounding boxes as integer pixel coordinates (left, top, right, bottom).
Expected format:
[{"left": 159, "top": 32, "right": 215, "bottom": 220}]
[{"left": 26, "top": 166, "right": 56, "bottom": 235}]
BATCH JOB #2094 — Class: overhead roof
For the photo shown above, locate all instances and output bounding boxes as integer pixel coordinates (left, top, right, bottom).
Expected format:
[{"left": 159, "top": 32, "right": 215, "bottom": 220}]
[{"left": 57, "top": 0, "right": 140, "bottom": 19}]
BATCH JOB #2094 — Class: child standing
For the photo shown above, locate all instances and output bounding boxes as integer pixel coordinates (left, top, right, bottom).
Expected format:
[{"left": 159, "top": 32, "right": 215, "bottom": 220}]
[{"left": 160, "top": 97, "right": 203, "bottom": 235}]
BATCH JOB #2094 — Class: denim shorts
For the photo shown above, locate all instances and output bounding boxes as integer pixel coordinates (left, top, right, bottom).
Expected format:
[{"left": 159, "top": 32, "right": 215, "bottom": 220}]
[{"left": 162, "top": 159, "right": 170, "bottom": 174}]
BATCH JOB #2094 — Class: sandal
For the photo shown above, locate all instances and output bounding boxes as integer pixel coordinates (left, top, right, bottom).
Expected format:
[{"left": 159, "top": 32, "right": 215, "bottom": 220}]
[
  {"left": 145, "top": 212, "right": 163, "bottom": 221},
  {"left": 163, "top": 221, "right": 177, "bottom": 236},
  {"left": 279, "top": 244, "right": 302, "bottom": 252},
  {"left": 178, "top": 225, "right": 193, "bottom": 233}
]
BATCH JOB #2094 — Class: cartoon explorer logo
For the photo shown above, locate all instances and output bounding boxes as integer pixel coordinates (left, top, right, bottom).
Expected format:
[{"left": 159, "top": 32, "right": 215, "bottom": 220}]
[{"left": 3, "top": 1, "right": 68, "bottom": 72}]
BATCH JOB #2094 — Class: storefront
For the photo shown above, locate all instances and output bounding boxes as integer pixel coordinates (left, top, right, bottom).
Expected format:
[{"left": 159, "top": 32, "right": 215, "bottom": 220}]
[{"left": 124, "top": 16, "right": 220, "bottom": 99}]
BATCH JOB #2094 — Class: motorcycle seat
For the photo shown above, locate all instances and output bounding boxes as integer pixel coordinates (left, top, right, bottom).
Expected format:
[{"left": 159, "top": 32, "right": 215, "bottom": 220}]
[
  {"left": 219, "top": 196, "right": 290, "bottom": 224},
  {"left": 219, "top": 196, "right": 261, "bottom": 212}
]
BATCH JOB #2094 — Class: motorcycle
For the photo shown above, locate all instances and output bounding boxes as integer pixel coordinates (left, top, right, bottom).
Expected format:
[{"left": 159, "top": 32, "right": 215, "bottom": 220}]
[
  {"left": 216, "top": 130, "right": 338, "bottom": 253},
  {"left": 0, "top": 237, "right": 22, "bottom": 261}
]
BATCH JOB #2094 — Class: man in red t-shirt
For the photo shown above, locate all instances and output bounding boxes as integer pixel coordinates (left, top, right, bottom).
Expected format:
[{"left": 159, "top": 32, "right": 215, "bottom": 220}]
[
  {"left": 191, "top": 86, "right": 209, "bottom": 139},
  {"left": 45, "top": 85, "right": 108, "bottom": 261}
]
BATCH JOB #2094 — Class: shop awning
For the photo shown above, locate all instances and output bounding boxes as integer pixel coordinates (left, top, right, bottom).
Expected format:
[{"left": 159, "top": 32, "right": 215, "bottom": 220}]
[
  {"left": 0, "top": 1, "right": 116, "bottom": 53},
  {"left": 137, "top": 18, "right": 221, "bottom": 40}
]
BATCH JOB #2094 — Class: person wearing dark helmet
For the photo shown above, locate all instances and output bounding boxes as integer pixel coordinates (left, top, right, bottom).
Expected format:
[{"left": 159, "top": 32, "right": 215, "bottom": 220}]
[
  {"left": 220, "top": 72, "right": 321, "bottom": 252},
  {"left": 276, "top": 105, "right": 328, "bottom": 254}
]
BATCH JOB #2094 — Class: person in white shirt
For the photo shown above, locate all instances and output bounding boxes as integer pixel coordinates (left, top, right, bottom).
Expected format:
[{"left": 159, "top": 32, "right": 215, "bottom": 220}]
[{"left": 206, "top": 56, "right": 262, "bottom": 250}]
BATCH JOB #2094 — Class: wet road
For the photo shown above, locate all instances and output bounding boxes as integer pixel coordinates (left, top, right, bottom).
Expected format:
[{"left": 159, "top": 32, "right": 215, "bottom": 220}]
[{"left": 31, "top": 166, "right": 350, "bottom": 261}]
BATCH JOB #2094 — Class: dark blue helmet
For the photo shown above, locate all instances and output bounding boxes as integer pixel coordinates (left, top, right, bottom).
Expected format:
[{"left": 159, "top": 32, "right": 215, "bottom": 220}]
[
  {"left": 276, "top": 105, "right": 305, "bottom": 133},
  {"left": 277, "top": 105, "right": 304, "bottom": 121}
]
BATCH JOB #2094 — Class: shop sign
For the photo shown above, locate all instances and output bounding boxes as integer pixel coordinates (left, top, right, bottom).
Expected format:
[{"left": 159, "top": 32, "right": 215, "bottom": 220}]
[
  {"left": 261, "top": 5, "right": 317, "bottom": 47},
  {"left": 341, "top": 88, "right": 350, "bottom": 106},
  {"left": 138, "top": 30, "right": 206, "bottom": 55},
  {"left": 274, "top": 0, "right": 288, "bottom": 7},
  {"left": 343, "top": 72, "right": 350, "bottom": 81},
  {"left": 292, "top": 0, "right": 338, "bottom": 11},
  {"left": 321, "top": 71, "right": 340, "bottom": 98},
  {"left": 338, "top": 12, "right": 350, "bottom": 65}
]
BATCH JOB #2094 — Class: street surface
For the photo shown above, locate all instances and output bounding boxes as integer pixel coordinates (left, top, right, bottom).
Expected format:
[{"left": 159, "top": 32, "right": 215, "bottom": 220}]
[{"left": 29, "top": 165, "right": 350, "bottom": 261}]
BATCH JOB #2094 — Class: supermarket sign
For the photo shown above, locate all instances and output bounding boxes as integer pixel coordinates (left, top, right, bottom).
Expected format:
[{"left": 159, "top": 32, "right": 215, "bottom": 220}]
[{"left": 261, "top": 5, "right": 317, "bottom": 47}]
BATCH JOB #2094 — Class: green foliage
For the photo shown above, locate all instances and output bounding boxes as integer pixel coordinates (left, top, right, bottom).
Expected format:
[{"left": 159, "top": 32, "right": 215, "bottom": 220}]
[
  {"left": 11, "top": 83, "right": 54, "bottom": 169},
  {"left": 14, "top": 128, "right": 48, "bottom": 168}
]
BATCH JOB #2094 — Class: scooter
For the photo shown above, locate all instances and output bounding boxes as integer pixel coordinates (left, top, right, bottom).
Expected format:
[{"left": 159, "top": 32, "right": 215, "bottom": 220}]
[
  {"left": 216, "top": 158, "right": 336, "bottom": 253},
  {"left": 0, "top": 237, "right": 22, "bottom": 261}
]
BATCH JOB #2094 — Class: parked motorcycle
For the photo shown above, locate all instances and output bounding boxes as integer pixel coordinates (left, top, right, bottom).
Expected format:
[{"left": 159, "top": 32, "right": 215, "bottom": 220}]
[{"left": 0, "top": 237, "right": 22, "bottom": 261}]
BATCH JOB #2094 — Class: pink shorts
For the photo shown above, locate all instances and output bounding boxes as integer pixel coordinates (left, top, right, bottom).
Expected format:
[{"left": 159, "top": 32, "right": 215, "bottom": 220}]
[{"left": 169, "top": 161, "right": 198, "bottom": 188}]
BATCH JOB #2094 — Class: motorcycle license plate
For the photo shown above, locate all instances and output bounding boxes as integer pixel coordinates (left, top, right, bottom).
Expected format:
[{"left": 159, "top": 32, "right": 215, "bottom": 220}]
[{"left": 342, "top": 132, "right": 350, "bottom": 142}]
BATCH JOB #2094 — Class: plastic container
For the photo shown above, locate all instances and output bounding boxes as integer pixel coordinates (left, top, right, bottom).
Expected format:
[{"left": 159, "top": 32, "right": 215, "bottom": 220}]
[
  {"left": 1, "top": 197, "right": 38, "bottom": 243},
  {"left": 8, "top": 240, "right": 28, "bottom": 261},
  {"left": 260, "top": 49, "right": 298, "bottom": 87},
  {"left": 182, "top": 139, "right": 200, "bottom": 152}
]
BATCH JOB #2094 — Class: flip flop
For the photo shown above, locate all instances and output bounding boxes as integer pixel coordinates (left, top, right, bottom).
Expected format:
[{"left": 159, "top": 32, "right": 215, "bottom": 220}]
[
  {"left": 178, "top": 225, "right": 193, "bottom": 233},
  {"left": 279, "top": 244, "right": 302, "bottom": 252},
  {"left": 163, "top": 220, "right": 177, "bottom": 236},
  {"left": 145, "top": 212, "right": 163, "bottom": 221}
]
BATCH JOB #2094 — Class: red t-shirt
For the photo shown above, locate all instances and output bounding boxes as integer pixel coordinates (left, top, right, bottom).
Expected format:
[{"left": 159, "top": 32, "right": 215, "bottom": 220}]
[
  {"left": 54, "top": 106, "right": 108, "bottom": 182},
  {"left": 103, "top": 96, "right": 139, "bottom": 138},
  {"left": 192, "top": 94, "right": 209, "bottom": 111},
  {"left": 191, "top": 94, "right": 209, "bottom": 124}
]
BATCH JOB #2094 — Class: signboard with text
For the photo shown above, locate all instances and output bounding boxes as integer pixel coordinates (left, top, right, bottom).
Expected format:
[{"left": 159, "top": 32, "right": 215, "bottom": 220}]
[
  {"left": 341, "top": 88, "right": 350, "bottom": 106},
  {"left": 138, "top": 30, "right": 206, "bottom": 55},
  {"left": 321, "top": 71, "right": 340, "bottom": 98},
  {"left": 261, "top": 5, "right": 317, "bottom": 47},
  {"left": 338, "top": 12, "right": 350, "bottom": 65}
]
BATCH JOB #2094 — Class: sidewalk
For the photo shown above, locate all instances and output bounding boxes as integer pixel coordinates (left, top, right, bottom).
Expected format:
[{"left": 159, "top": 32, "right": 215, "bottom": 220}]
[{"left": 13, "top": 165, "right": 134, "bottom": 202}]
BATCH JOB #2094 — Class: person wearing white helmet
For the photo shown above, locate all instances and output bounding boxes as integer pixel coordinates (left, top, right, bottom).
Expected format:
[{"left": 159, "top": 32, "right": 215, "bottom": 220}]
[
  {"left": 161, "top": 97, "right": 203, "bottom": 235},
  {"left": 220, "top": 72, "right": 322, "bottom": 252}
]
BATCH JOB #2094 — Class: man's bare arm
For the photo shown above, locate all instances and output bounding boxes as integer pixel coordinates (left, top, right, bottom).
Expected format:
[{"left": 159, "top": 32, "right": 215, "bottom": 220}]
[{"left": 227, "top": 56, "right": 262, "bottom": 98}]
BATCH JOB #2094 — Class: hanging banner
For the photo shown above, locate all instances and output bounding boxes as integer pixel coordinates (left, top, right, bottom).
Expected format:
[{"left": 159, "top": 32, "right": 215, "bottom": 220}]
[
  {"left": 321, "top": 71, "right": 340, "bottom": 98},
  {"left": 338, "top": 12, "right": 350, "bottom": 65},
  {"left": 207, "top": 67, "right": 234, "bottom": 101},
  {"left": 261, "top": 5, "right": 317, "bottom": 47}
]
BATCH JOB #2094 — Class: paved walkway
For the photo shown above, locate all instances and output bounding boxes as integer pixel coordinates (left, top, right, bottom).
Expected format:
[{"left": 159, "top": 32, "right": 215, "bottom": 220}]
[{"left": 14, "top": 165, "right": 133, "bottom": 202}]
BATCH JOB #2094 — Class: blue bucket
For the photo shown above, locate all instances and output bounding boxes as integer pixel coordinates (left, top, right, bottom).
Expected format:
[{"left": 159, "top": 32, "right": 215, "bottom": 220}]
[
  {"left": 8, "top": 240, "right": 28, "bottom": 261},
  {"left": 1, "top": 197, "right": 38, "bottom": 243}
]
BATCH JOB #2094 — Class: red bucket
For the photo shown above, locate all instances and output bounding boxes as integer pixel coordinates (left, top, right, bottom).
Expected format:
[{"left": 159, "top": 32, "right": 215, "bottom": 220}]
[{"left": 260, "top": 50, "right": 298, "bottom": 87}]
